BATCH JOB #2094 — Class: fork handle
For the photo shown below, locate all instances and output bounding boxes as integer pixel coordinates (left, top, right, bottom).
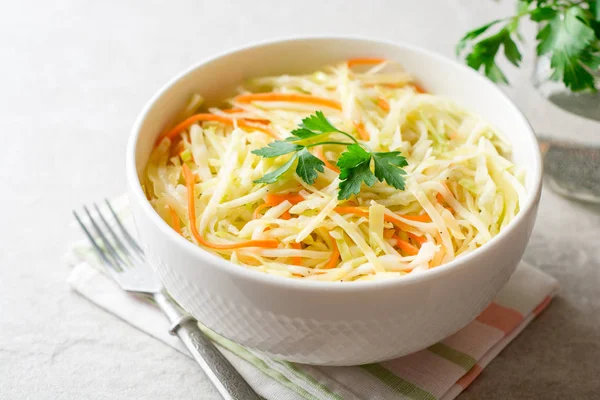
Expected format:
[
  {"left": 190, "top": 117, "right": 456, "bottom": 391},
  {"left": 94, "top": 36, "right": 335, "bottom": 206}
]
[{"left": 154, "top": 292, "right": 261, "bottom": 400}]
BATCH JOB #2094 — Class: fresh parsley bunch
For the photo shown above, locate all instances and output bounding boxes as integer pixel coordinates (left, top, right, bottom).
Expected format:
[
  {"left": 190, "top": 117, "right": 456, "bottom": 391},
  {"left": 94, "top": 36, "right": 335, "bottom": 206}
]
[
  {"left": 252, "top": 111, "right": 408, "bottom": 200},
  {"left": 457, "top": 0, "right": 600, "bottom": 92}
]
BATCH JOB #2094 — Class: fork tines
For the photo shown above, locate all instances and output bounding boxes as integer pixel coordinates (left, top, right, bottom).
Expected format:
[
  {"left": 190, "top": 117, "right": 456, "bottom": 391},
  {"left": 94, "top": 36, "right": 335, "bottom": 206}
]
[{"left": 73, "top": 200, "right": 143, "bottom": 273}]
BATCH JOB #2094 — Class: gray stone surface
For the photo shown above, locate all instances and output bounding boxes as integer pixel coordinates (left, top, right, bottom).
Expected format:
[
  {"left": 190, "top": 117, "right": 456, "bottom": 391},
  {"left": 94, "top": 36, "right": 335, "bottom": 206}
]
[{"left": 1, "top": 0, "right": 598, "bottom": 398}]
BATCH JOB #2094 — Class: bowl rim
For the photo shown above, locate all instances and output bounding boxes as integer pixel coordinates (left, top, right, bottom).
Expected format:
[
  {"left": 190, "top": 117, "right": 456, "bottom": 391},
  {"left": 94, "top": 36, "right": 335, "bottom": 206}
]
[{"left": 126, "top": 35, "right": 542, "bottom": 292}]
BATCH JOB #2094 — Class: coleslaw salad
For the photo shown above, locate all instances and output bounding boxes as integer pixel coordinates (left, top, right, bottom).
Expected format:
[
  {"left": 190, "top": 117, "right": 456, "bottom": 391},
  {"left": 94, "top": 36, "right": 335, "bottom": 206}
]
[{"left": 143, "top": 59, "right": 526, "bottom": 281}]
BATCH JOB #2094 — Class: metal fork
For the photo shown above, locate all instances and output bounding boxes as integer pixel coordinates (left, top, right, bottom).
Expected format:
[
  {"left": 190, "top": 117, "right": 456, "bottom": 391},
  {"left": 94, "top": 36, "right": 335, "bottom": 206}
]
[{"left": 73, "top": 200, "right": 261, "bottom": 400}]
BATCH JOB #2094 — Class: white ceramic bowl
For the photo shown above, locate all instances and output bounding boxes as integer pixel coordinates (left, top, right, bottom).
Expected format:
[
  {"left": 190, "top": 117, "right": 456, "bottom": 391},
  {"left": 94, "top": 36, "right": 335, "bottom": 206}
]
[{"left": 127, "top": 37, "right": 542, "bottom": 366}]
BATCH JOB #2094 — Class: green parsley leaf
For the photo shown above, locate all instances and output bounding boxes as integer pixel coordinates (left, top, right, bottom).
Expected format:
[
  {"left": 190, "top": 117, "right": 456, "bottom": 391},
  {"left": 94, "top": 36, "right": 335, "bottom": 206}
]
[
  {"left": 336, "top": 144, "right": 371, "bottom": 170},
  {"left": 338, "top": 160, "right": 377, "bottom": 200},
  {"left": 530, "top": 6, "right": 557, "bottom": 22},
  {"left": 289, "top": 127, "right": 322, "bottom": 140},
  {"left": 537, "top": 7, "right": 597, "bottom": 91},
  {"left": 590, "top": 0, "right": 600, "bottom": 21},
  {"left": 456, "top": 19, "right": 502, "bottom": 56},
  {"left": 372, "top": 152, "right": 408, "bottom": 190},
  {"left": 458, "top": 2, "right": 600, "bottom": 92},
  {"left": 286, "top": 111, "right": 344, "bottom": 141},
  {"left": 252, "top": 111, "right": 409, "bottom": 197},
  {"left": 503, "top": 34, "right": 522, "bottom": 66},
  {"left": 581, "top": 51, "right": 600, "bottom": 70},
  {"left": 590, "top": 19, "right": 600, "bottom": 41},
  {"left": 253, "top": 153, "right": 299, "bottom": 184},
  {"left": 465, "top": 28, "right": 514, "bottom": 84},
  {"left": 300, "top": 110, "right": 341, "bottom": 133},
  {"left": 251, "top": 141, "right": 303, "bottom": 158},
  {"left": 535, "top": 23, "right": 552, "bottom": 51},
  {"left": 295, "top": 148, "right": 325, "bottom": 185},
  {"left": 484, "top": 62, "right": 509, "bottom": 84}
]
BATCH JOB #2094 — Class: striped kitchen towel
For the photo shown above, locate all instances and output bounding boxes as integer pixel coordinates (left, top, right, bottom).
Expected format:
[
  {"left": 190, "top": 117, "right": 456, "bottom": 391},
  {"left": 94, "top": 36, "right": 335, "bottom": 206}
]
[{"left": 66, "top": 199, "right": 558, "bottom": 400}]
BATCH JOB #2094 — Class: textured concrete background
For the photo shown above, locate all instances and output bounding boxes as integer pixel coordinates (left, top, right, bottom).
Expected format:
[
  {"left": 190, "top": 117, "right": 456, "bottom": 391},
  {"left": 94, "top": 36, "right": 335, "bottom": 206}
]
[{"left": 1, "top": 0, "right": 599, "bottom": 398}]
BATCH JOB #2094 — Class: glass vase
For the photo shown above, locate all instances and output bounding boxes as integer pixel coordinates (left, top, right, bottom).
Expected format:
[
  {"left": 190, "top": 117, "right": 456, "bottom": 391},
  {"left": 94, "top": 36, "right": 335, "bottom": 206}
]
[
  {"left": 532, "top": 54, "right": 600, "bottom": 122},
  {"left": 532, "top": 54, "right": 600, "bottom": 203}
]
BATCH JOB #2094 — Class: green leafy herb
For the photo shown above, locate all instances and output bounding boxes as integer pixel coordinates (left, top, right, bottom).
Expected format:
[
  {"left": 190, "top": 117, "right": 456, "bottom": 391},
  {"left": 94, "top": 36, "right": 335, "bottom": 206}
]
[
  {"left": 336, "top": 144, "right": 371, "bottom": 169},
  {"left": 455, "top": 19, "right": 502, "bottom": 56},
  {"left": 252, "top": 141, "right": 303, "bottom": 157},
  {"left": 287, "top": 128, "right": 321, "bottom": 140},
  {"left": 372, "top": 152, "right": 408, "bottom": 190},
  {"left": 296, "top": 148, "right": 325, "bottom": 185},
  {"left": 457, "top": 1, "right": 600, "bottom": 92},
  {"left": 338, "top": 160, "right": 377, "bottom": 200},
  {"left": 254, "top": 153, "right": 299, "bottom": 184},
  {"left": 252, "top": 111, "right": 408, "bottom": 200},
  {"left": 537, "top": 7, "right": 598, "bottom": 91},
  {"left": 300, "top": 110, "right": 344, "bottom": 133},
  {"left": 530, "top": 7, "right": 557, "bottom": 22}
]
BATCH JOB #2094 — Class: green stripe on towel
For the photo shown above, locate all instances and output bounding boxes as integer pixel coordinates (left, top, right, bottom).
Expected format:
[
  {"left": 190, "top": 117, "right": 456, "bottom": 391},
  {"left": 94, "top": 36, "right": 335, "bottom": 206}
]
[
  {"left": 360, "top": 364, "right": 436, "bottom": 400},
  {"left": 200, "top": 327, "right": 320, "bottom": 400},
  {"left": 277, "top": 361, "right": 344, "bottom": 400},
  {"left": 427, "top": 343, "right": 477, "bottom": 371}
]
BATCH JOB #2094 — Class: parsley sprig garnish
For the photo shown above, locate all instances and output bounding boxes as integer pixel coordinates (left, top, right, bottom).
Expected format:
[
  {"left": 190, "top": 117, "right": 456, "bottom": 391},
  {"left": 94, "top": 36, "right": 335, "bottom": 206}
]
[
  {"left": 252, "top": 111, "right": 408, "bottom": 200},
  {"left": 457, "top": 1, "right": 600, "bottom": 92}
]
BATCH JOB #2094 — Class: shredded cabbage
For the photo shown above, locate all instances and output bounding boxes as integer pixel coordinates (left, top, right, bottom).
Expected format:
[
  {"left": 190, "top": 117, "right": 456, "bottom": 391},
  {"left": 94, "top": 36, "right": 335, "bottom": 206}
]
[{"left": 144, "top": 60, "right": 526, "bottom": 281}]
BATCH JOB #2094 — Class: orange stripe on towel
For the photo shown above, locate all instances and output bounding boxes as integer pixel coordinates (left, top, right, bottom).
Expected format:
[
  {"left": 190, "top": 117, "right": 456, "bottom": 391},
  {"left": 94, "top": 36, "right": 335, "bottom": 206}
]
[
  {"left": 457, "top": 364, "right": 483, "bottom": 388},
  {"left": 476, "top": 302, "right": 524, "bottom": 335},
  {"left": 533, "top": 295, "right": 553, "bottom": 316}
]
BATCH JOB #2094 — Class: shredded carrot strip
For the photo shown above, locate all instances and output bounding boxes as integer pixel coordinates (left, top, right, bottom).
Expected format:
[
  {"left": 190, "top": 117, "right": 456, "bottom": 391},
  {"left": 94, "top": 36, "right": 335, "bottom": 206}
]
[
  {"left": 353, "top": 121, "right": 370, "bottom": 140},
  {"left": 437, "top": 185, "right": 455, "bottom": 213},
  {"left": 324, "top": 233, "right": 340, "bottom": 269},
  {"left": 365, "top": 82, "right": 409, "bottom": 89},
  {"left": 347, "top": 58, "right": 386, "bottom": 68},
  {"left": 291, "top": 242, "right": 302, "bottom": 266},
  {"left": 167, "top": 206, "right": 181, "bottom": 235},
  {"left": 382, "top": 214, "right": 415, "bottom": 231},
  {"left": 170, "top": 140, "right": 185, "bottom": 157},
  {"left": 265, "top": 193, "right": 305, "bottom": 206},
  {"left": 376, "top": 97, "right": 390, "bottom": 112},
  {"left": 334, "top": 206, "right": 369, "bottom": 218},
  {"left": 246, "top": 119, "right": 270, "bottom": 125},
  {"left": 365, "top": 82, "right": 427, "bottom": 92},
  {"left": 383, "top": 83, "right": 405, "bottom": 88},
  {"left": 219, "top": 109, "right": 270, "bottom": 124},
  {"left": 253, "top": 203, "right": 270, "bottom": 219},
  {"left": 368, "top": 83, "right": 405, "bottom": 89},
  {"left": 235, "top": 93, "right": 342, "bottom": 111},
  {"left": 413, "top": 83, "right": 427, "bottom": 93},
  {"left": 159, "top": 113, "right": 276, "bottom": 143},
  {"left": 408, "top": 232, "right": 426, "bottom": 246},
  {"left": 161, "top": 114, "right": 228, "bottom": 140},
  {"left": 402, "top": 214, "right": 431, "bottom": 222},
  {"left": 182, "top": 164, "right": 278, "bottom": 249},
  {"left": 393, "top": 237, "right": 420, "bottom": 256},
  {"left": 281, "top": 210, "right": 291, "bottom": 220},
  {"left": 313, "top": 146, "right": 340, "bottom": 173},
  {"left": 365, "top": 83, "right": 427, "bottom": 93}
]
